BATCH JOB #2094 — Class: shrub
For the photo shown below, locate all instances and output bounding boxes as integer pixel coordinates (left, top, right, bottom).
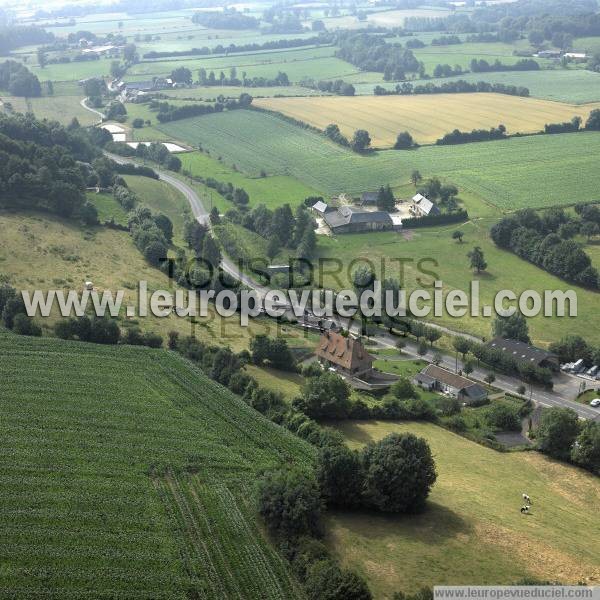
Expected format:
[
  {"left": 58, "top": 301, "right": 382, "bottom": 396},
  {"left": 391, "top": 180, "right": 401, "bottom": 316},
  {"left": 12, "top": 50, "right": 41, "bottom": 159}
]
[{"left": 12, "top": 314, "right": 42, "bottom": 337}]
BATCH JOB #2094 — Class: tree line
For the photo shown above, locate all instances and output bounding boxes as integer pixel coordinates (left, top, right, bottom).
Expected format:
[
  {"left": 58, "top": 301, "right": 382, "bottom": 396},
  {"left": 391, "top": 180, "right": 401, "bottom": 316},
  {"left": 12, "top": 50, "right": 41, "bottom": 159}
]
[
  {"left": 436, "top": 124, "right": 507, "bottom": 145},
  {"left": 0, "top": 25, "right": 53, "bottom": 54},
  {"left": 470, "top": 58, "right": 540, "bottom": 73},
  {"left": 149, "top": 93, "right": 252, "bottom": 123},
  {"left": 142, "top": 33, "right": 333, "bottom": 59},
  {"left": 336, "top": 32, "right": 423, "bottom": 81},
  {"left": 0, "top": 114, "right": 107, "bottom": 222},
  {"left": 374, "top": 79, "right": 530, "bottom": 98},
  {"left": 190, "top": 8, "right": 259, "bottom": 30},
  {"left": 197, "top": 67, "right": 290, "bottom": 88},
  {"left": 0, "top": 60, "right": 42, "bottom": 97},
  {"left": 491, "top": 207, "right": 600, "bottom": 289}
]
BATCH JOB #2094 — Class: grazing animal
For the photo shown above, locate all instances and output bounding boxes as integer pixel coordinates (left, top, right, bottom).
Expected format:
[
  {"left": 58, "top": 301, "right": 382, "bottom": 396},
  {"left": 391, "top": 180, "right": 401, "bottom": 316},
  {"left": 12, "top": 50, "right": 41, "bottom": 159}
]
[
  {"left": 522, "top": 493, "right": 531, "bottom": 505},
  {"left": 520, "top": 505, "right": 529, "bottom": 514}
]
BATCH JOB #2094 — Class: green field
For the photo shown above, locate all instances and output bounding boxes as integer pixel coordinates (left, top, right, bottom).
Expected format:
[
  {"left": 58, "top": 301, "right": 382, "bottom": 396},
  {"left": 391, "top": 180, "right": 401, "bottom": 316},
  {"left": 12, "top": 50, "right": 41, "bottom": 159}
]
[
  {"left": 413, "top": 41, "right": 549, "bottom": 75},
  {"left": 314, "top": 208, "right": 600, "bottom": 346},
  {"left": 29, "top": 58, "right": 115, "bottom": 82},
  {"left": 157, "top": 109, "right": 600, "bottom": 210},
  {"left": 0, "top": 332, "right": 312, "bottom": 598},
  {"left": 179, "top": 150, "right": 321, "bottom": 211},
  {"left": 0, "top": 94, "right": 97, "bottom": 126},
  {"left": 126, "top": 46, "right": 372, "bottom": 84},
  {"left": 162, "top": 85, "right": 327, "bottom": 100},
  {"left": 88, "top": 190, "right": 130, "bottom": 226},
  {"left": 0, "top": 209, "right": 314, "bottom": 350},
  {"left": 328, "top": 421, "right": 600, "bottom": 597},
  {"left": 353, "top": 70, "right": 600, "bottom": 104}
]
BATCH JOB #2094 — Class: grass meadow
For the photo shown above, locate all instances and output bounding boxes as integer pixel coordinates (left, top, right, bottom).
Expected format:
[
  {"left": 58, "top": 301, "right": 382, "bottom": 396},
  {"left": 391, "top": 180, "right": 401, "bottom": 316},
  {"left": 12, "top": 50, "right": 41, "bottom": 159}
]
[
  {"left": 412, "top": 41, "right": 550, "bottom": 74},
  {"left": 352, "top": 69, "right": 600, "bottom": 104},
  {"left": 328, "top": 421, "right": 600, "bottom": 597},
  {"left": 0, "top": 208, "right": 313, "bottom": 352},
  {"left": 178, "top": 151, "right": 322, "bottom": 210},
  {"left": 0, "top": 94, "right": 98, "bottom": 126},
  {"left": 253, "top": 93, "right": 599, "bottom": 147},
  {"left": 0, "top": 332, "right": 311, "bottom": 598},
  {"left": 157, "top": 109, "right": 600, "bottom": 210},
  {"left": 126, "top": 45, "right": 373, "bottom": 84}
]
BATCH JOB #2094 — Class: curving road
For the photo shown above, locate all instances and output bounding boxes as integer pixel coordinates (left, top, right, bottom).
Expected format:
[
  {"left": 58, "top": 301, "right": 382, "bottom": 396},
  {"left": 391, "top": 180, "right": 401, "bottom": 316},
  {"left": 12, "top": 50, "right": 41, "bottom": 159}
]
[{"left": 103, "top": 152, "right": 600, "bottom": 420}]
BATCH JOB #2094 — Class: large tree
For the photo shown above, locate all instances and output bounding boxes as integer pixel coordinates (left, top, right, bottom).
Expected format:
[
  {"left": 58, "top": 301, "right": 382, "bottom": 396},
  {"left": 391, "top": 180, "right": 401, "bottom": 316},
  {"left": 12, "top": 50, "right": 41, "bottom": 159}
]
[
  {"left": 256, "top": 468, "right": 322, "bottom": 538},
  {"left": 350, "top": 129, "right": 371, "bottom": 152},
  {"left": 361, "top": 433, "right": 437, "bottom": 513},
  {"left": 294, "top": 372, "right": 351, "bottom": 419},
  {"left": 316, "top": 445, "right": 363, "bottom": 508},
  {"left": 492, "top": 313, "right": 530, "bottom": 343},
  {"left": 535, "top": 407, "right": 580, "bottom": 461},
  {"left": 467, "top": 246, "right": 487, "bottom": 273}
]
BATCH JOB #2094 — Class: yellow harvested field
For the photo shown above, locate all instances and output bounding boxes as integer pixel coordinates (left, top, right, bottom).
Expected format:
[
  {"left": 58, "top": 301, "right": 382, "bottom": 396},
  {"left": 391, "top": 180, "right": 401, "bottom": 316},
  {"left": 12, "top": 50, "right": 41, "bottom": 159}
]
[{"left": 254, "top": 93, "right": 600, "bottom": 147}]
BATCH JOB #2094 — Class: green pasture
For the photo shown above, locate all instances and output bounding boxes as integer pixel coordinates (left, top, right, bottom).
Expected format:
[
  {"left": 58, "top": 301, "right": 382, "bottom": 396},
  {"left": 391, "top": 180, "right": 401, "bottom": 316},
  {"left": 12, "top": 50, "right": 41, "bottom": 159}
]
[
  {"left": 329, "top": 420, "right": 600, "bottom": 597},
  {"left": 353, "top": 69, "right": 600, "bottom": 104},
  {"left": 157, "top": 109, "right": 600, "bottom": 211},
  {"left": 179, "top": 151, "right": 321, "bottom": 210}
]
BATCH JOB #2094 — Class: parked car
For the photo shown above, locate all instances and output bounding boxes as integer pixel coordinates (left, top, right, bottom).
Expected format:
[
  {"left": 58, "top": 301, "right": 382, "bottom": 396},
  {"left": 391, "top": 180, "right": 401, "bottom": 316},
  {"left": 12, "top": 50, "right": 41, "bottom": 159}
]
[
  {"left": 572, "top": 359, "right": 586, "bottom": 373},
  {"left": 586, "top": 365, "right": 599, "bottom": 377},
  {"left": 590, "top": 398, "right": 600, "bottom": 408}
]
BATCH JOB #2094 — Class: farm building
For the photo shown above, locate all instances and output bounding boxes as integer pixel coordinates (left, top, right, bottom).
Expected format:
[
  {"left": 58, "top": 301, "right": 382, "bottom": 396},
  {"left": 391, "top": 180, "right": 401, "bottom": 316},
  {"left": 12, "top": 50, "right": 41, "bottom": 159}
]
[
  {"left": 360, "top": 191, "right": 379, "bottom": 205},
  {"left": 415, "top": 364, "right": 488, "bottom": 404},
  {"left": 410, "top": 193, "right": 440, "bottom": 217},
  {"left": 486, "top": 338, "right": 559, "bottom": 370},
  {"left": 323, "top": 206, "right": 394, "bottom": 233},
  {"left": 311, "top": 200, "right": 329, "bottom": 215}
]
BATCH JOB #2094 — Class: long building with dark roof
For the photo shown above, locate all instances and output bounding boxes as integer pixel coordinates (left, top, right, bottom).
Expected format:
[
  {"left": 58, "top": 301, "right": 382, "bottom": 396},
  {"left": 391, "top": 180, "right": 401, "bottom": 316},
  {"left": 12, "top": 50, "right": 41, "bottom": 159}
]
[
  {"left": 486, "top": 338, "right": 559, "bottom": 370},
  {"left": 323, "top": 206, "right": 394, "bottom": 234}
]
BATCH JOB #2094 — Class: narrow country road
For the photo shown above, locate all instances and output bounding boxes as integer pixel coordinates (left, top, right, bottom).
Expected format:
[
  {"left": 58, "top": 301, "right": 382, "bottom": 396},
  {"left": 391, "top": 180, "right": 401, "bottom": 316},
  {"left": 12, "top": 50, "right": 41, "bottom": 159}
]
[
  {"left": 80, "top": 97, "right": 105, "bottom": 125},
  {"left": 103, "top": 152, "right": 600, "bottom": 421}
]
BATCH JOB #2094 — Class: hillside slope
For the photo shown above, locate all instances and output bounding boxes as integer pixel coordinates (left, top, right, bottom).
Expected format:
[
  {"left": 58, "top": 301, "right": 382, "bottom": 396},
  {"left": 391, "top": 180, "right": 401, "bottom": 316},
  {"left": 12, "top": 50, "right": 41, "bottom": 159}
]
[{"left": 0, "top": 332, "right": 313, "bottom": 599}]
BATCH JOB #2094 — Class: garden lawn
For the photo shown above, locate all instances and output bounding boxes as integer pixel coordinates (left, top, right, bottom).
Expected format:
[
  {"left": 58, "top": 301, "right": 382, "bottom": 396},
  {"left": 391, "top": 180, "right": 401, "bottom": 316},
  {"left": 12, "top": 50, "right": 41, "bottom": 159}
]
[{"left": 329, "top": 421, "right": 600, "bottom": 597}]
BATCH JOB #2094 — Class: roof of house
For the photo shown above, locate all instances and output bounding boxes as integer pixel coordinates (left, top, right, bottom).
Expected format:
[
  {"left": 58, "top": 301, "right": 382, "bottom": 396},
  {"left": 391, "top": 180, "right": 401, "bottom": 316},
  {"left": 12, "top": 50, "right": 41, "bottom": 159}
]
[
  {"left": 323, "top": 206, "right": 393, "bottom": 229},
  {"left": 415, "top": 372, "right": 436, "bottom": 386},
  {"left": 412, "top": 193, "right": 439, "bottom": 216},
  {"left": 312, "top": 200, "right": 328, "bottom": 213},
  {"left": 461, "top": 383, "right": 488, "bottom": 400},
  {"left": 361, "top": 191, "right": 379, "bottom": 204},
  {"left": 125, "top": 80, "right": 155, "bottom": 91},
  {"left": 422, "top": 364, "right": 479, "bottom": 392},
  {"left": 316, "top": 332, "right": 374, "bottom": 371},
  {"left": 486, "top": 337, "right": 558, "bottom": 365}
]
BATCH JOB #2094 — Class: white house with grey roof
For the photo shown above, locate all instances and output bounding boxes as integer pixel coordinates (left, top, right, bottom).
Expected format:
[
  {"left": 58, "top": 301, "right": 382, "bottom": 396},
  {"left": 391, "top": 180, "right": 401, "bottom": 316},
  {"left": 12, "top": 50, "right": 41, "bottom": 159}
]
[{"left": 411, "top": 193, "right": 440, "bottom": 217}]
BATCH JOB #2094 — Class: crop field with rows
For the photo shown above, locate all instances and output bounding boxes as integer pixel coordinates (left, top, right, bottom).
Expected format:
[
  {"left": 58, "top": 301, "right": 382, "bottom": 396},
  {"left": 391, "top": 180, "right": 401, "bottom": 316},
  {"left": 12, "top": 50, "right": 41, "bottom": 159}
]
[
  {"left": 0, "top": 333, "right": 313, "bottom": 598},
  {"left": 254, "top": 93, "right": 600, "bottom": 147},
  {"left": 158, "top": 110, "right": 600, "bottom": 210}
]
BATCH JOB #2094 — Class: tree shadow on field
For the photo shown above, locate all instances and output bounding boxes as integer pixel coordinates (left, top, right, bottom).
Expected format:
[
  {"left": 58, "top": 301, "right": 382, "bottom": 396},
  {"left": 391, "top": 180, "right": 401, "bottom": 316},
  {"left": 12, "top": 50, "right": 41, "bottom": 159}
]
[{"left": 329, "top": 501, "right": 472, "bottom": 546}]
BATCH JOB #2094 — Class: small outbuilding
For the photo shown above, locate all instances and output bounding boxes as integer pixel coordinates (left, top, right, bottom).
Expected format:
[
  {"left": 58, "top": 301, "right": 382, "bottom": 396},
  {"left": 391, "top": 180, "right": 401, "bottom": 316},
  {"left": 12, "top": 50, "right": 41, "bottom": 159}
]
[
  {"left": 415, "top": 364, "right": 488, "bottom": 404},
  {"left": 311, "top": 200, "right": 329, "bottom": 215}
]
